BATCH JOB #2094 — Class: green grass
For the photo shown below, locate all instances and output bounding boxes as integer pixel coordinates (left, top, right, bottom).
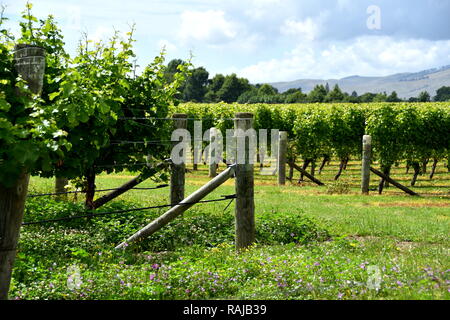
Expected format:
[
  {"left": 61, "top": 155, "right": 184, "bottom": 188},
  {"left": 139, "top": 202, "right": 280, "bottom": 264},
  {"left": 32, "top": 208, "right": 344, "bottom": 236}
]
[{"left": 10, "top": 161, "right": 450, "bottom": 300}]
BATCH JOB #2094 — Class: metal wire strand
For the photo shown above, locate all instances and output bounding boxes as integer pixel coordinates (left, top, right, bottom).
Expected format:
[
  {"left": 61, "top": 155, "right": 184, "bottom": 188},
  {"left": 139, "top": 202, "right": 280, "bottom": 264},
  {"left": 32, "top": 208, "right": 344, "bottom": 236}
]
[{"left": 22, "top": 195, "right": 237, "bottom": 226}]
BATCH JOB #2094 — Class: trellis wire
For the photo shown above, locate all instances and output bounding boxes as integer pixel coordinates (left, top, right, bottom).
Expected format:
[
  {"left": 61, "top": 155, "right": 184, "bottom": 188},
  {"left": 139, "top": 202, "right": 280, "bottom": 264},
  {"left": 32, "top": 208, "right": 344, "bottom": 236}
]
[
  {"left": 27, "top": 184, "right": 169, "bottom": 198},
  {"left": 22, "top": 195, "right": 237, "bottom": 226}
]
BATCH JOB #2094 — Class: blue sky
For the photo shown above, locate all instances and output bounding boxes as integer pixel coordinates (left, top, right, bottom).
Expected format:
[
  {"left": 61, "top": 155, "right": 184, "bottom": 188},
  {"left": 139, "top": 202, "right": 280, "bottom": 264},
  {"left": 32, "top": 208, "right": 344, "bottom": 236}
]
[{"left": 2, "top": 0, "right": 450, "bottom": 83}]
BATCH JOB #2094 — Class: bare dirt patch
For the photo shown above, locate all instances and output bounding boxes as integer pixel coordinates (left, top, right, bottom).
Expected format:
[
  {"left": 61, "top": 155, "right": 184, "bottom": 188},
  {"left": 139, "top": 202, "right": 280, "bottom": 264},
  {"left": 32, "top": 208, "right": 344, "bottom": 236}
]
[{"left": 374, "top": 202, "right": 450, "bottom": 208}]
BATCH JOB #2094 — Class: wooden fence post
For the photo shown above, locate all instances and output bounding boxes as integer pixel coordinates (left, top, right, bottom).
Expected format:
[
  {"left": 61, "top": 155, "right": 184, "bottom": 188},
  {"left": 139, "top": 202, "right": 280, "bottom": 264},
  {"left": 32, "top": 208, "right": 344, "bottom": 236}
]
[
  {"left": 234, "top": 113, "right": 255, "bottom": 250},
  {"left": 170, "top": 114, "right": 187, "bottom": 206},
  {"left": 0, "top": 45, "right": 45, "bottom": 300},
  {"left": 278, "top": 131, "right": 287, "bottom": 185},
  {"left": 361, "top": 135, "right": 372, "bottom": 194},
  {"left": 209, "top": 127, "right": 218, "bottom": 178}
]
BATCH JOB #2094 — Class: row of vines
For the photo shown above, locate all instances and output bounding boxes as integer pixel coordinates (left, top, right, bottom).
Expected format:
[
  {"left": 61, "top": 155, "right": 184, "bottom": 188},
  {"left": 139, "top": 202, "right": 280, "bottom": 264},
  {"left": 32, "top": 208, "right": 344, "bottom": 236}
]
[{"left": 173, "top": 102, "right": 450, "bottom": 183}]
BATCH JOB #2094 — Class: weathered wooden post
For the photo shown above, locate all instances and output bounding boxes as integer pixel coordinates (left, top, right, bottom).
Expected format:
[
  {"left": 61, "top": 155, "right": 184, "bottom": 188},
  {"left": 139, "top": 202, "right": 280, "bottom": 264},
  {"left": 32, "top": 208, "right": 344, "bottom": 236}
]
[
  {"left": 209, "top": 127, "right": 218, "bottom": 178},
  {"left": 170, "top": 114, "right": 187, "bottom": 206},
  {"left": 0, "top": 45, "right": 45, "bottom": 300},
  {"left": 361, "top": 135, "right": 372, "bottom": 194},
  {"left": 278, "top": 131, "right": 287, "bottom": 185},
  {"left": 234, "top": 113, "right": 255, "bottom": 250}
]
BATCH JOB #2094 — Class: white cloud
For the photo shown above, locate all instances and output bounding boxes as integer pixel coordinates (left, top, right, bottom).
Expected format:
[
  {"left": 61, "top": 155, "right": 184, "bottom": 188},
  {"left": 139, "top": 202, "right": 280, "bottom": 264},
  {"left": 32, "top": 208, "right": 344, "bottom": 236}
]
[
  {"left": 243, "top": 0, "right": 283, "bottom": 19},
  {"left": 178, "top": 10, "right": 238, "bottom": 45},
  {"left": 280, "top": 12, "right": 329, "bottom": 41},
  {"left": 238, "top": 36, "right": 450, "bottom": 83},
  {"left": 281, "top": 18, "right": 320, "bottom": 41},
  {"left": 87, "top": 26, "right": 111, "bottom": 42}
]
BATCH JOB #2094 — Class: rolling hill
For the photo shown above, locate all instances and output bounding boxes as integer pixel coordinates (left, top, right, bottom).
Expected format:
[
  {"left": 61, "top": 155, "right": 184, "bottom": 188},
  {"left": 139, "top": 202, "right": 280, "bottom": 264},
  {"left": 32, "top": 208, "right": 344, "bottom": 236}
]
[{"left": 270, "top": 65, "right": 450, "bottom": 98}]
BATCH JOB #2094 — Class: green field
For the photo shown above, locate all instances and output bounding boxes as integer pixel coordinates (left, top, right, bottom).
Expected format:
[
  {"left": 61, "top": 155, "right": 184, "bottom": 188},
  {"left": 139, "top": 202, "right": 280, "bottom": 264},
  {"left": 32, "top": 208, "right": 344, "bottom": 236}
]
[{"left": 11, "top": 160, "right": 450, "bottom": 300}]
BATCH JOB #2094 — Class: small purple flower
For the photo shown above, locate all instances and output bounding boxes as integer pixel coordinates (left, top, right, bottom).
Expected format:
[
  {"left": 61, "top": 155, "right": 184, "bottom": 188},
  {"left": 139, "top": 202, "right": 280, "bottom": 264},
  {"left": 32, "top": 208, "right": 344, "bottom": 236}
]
[
  {"left": 149, "top": 274, "right": 156, "bottom": 281},
  {"left": 338, "top": 292, "right": 344, "bottom": 299},
  {"left": 151, "top": 263, "right": 160, "bottom": 270},
  {"left": 290, "top": 233, "right": 295, "bottom": 237},
  {"left": 396, "top": 281, "right": 403, "bottom": 287},
  {"left": 314, "top": 262, "right": 320, "bottom": 267}
]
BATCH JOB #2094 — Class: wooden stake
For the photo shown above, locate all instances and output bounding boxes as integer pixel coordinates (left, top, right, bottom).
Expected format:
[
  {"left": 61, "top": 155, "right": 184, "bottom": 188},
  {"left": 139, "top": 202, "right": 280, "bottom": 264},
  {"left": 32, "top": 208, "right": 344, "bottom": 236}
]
[
  {"left": 209, "top": 127, "right": 218, "bottom": 178},
  {"left": 370, "top": 167, "right": 419, "bottom": 196},
  {"left": 234, "top": 113, "right": 255, "bottom": 250},
  {"left": 115, "top": 166, "right": 235, "bottom": 249},
  {"left": 361, "top": 135, "right": 371, "bottom": 194},
  {"left": 289, "top": 161, "right": 325, "bottom": 186},
  {"left": 277, "top": 131, "right": 287, "bottom": 185},
  {"left": 170, "top": 114, "right": 187, "bottom": 206},
  {"left": 92, "top": 162, "right": 166, "bottom": 209}
]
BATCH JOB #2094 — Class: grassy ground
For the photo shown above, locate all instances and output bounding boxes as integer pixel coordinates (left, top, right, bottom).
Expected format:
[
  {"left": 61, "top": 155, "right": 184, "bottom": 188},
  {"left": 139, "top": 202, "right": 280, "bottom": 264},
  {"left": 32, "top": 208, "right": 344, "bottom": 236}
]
[{"left": 10, "top": 160, "right": 450, "bottom": 300}]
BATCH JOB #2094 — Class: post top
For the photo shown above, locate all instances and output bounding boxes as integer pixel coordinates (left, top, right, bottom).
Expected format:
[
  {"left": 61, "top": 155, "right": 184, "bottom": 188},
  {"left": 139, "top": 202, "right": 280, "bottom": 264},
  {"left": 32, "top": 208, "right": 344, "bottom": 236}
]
[
  {"left": 363, "top": 135, "right": 372, "bottom": 144},
  {"left": 279, "top": 131, "right": 288, "bottom": 139},
  {"left": 13, "top": 44, "right": 46, "bottom": 58},
  {"left": 235, "top": 112, "right": 254, "bottom": 119},
  {"left": 172, "top": 113, "right": 188, "bottom": 119}
]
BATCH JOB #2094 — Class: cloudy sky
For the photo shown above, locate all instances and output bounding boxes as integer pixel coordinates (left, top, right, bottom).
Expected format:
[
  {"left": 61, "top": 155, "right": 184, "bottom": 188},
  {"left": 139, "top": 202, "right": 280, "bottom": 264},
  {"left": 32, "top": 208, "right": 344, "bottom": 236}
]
[{"left": 2, "top": 0, "right": 450, "bottom": 83}]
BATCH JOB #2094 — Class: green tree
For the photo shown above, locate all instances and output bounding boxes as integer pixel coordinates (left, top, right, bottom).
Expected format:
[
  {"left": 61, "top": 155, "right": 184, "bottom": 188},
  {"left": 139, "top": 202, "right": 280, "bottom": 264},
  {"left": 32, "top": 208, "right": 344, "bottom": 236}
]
[
  {"left": 284, "top": 88, "right": 307, "bottom": 103},
  {"left": 204, "top": 74, "right": 225, "bottom": 102},
  {"left": 216, "top": 73, "right": 251, "bottom": 103},
  {"left": 325, "top": 84, "right": 345, "bottom": 102},
  {"left": 307, "top": 85, "right": 327, "bottom": 103},
  {"left": 386, "top": 91, "right": 401, "bottom": 102},
  {"left": 417, "top": 91, "right": 431, "bottom": 102},
  {"left": 236, "top": 87, "right": 258, "bottom": 103},
  {"left": 373, "top": 92, "right": 388, "bottom": 102},
  {"left": 164, "top": 59, "right": 189, "bottom": 100},
  {"left": 164, "top": 59, "right": 185, "bottom": 83},
  {"left": 257, "top": 83, "right": 278, "bottom": 96},
  {"left": 360, "top": 92, "right": 376, "bottom": 102},
  {"left": 344, "top": 91, "right": 360, "bottom": 103},
  {"left": 434, "top": 86, "right": 450, "bottom": 101},
  {"left": 182, "top": 67, "right": 209, "bottom": 102}
]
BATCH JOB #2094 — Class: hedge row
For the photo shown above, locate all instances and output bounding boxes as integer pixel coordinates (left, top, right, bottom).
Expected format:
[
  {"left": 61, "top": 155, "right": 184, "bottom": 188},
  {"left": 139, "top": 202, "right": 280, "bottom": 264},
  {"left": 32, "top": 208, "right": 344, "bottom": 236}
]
[{"left": 172, "top": 102, "right": 450, "bottom": 170}]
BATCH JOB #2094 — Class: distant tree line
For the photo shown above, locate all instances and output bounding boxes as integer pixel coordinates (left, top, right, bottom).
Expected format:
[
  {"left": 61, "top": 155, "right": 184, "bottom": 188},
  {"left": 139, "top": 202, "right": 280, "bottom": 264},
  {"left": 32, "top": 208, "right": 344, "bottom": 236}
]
[{"left": 165, "top": 59, "right": 450, "bottom": 104}]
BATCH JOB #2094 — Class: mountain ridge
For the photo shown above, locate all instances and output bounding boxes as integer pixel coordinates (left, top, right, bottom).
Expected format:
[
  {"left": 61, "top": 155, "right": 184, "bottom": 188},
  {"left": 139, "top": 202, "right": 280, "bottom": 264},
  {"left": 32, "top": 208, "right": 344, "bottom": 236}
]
[{"left": 270, "top": 65, "right": 450, "bottom": 98}]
